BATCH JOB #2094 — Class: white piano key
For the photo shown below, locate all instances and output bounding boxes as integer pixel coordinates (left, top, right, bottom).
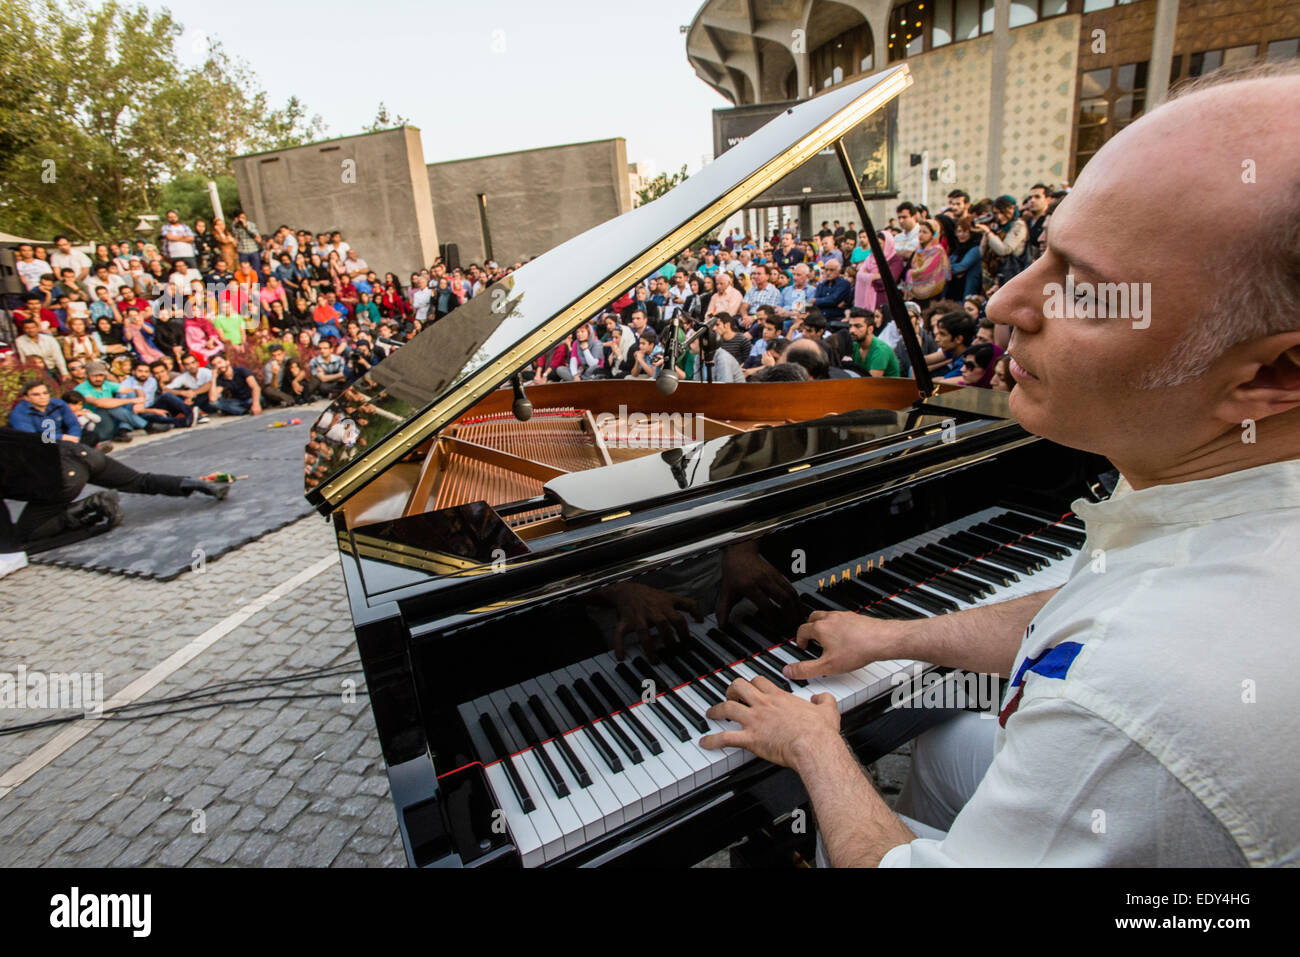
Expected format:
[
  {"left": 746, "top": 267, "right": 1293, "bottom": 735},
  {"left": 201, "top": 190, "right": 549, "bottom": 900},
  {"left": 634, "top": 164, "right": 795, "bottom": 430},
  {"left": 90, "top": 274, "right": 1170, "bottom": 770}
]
[
  {"left": 483, "top": 760, "right": 543, "bottom": 867},
  {"left": 588, "top": 654, "right": 697, "bottom": 795},
  {"left": 557, "top": 665, "right": 667, "bottom": 814},
  {"left": 509, "top": 681, "right": 605, "bottom": 846},
  {"left": 528, "top": 673, "right": 630, "bottom": 830},
  {"left": 481, "top": 691, "right": 573, "bottom": 862}
]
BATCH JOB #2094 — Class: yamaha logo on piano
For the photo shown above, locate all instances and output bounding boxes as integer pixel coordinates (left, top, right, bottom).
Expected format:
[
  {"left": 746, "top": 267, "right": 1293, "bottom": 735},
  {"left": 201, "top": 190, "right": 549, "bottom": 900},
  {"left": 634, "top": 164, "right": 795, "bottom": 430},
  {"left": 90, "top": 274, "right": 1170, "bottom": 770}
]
[{"left": 817, "top": 557, "right": 886, "bottom": 590}]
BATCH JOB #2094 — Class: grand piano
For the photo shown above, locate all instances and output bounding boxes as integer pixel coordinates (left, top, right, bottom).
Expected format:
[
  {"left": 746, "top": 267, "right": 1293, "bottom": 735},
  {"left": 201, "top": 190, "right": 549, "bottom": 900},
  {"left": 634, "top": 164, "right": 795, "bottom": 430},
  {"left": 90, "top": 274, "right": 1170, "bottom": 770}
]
[{"left": 304, "top": 65, "right": 1110, "bottom": 867}]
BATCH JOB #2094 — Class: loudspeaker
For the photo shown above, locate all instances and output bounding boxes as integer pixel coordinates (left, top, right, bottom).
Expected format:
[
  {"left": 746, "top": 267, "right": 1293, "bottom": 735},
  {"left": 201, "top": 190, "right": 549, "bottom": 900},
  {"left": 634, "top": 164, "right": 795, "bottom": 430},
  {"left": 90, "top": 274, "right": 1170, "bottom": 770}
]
[{"left": 439, "top": 242, "right": 461, "bottom": 272}]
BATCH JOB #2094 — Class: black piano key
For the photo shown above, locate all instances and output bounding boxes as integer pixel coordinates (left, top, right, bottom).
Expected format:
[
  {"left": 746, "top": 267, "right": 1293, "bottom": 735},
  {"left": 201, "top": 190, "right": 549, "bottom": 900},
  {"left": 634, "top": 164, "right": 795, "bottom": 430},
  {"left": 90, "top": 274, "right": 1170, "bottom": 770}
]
[
  {"left": 705, "top": 628, "right": 793, "bottom": 692},
  {"left": 615, "top": 662, "right": 689, "bottom": 743},
  {"left": 633, "top": 657, "right": 709, "bottom": 733},
  {"left": 553, "top": 684, "right": 623, "bottom": 774},
  {"left": 614, "top": 660, "right": 649, "bottom": 698},
  {"left": 865, "top": 569, "right": 958, "bottom": 614},
  {"left": 528, "top": 695, "right": 592, "bottom": 789},
  {"left": 631, "top": 657, "right": 712, "bottom": 733},
  {"left": 679, "top": 643, "right": 743, "bottom": 686},
  {"left": 892, "top": 553, "right": 991, "bottom": 600},
  {"left": 582, "top": 724, "right": 623, "bottom": 774},
  {"left": 555, "top": 682, "right": 591, "bottom": 725},
  {"left": 772, "top": 636, "right": 816, "bottom": 662},
  {"left": 998, "top": 499, "right": 1085, "bottom": 531},
  {"left": 738, "top": 650, "right": 796, "bottom": 691},
  {"left": 573, "top": 677, "right": 643, "bottom": 764},
  {"left": 658, "top": 650, "right": 722, "bottom": 704},
  {"left": 945, "top": 531, "right": 1044, "bottom": 572},
  {"left": 589, "top": 672, "right": 663, "bottom": 756},
  {"left": 917, "top": 543, "right": 1017, "bottom": 586},
  {"left": 833, "top": 578, "right": 926, "bottom": 619},
  {"left": 985, "top": 515, "right": 1077, "bottom": 555},
  {"left": 479, "top": 712, "right": 534, "bottom": 814},
  {"left": 799, "top": 592, "right": 839, "bottom": 614},
  {"left": 887, "top": 555, "right": 986, "bottom": 602},
  {"left": 991, "top": 511, "right": 1086, "bottom": 549},
  {"left": 670, "top": 645, "right": 732, "bottom": 698},
  {"left": 507, "top": 702, "right": 569, "bottom": 799},
  {"left": 721, "top": 622, "right": 813, "bottom": 680},
  {"left": 740, "top": 612, "right": 789, "bottom": 645},
  {"left": 970, "top": 521, "right": 1068, "bottom": 560}
]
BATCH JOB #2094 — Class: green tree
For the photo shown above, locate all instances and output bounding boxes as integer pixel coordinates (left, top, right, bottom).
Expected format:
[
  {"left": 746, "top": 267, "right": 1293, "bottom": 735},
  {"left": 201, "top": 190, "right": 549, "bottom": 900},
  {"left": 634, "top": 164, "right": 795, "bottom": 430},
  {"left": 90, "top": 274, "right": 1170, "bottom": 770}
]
[
  {"left": 156, "top": 172, "right": 241, "bottom": 226},
  {"left": 0, "top": 0, "right": 326, "bottom": 241},
  {"left": 635, "top": 164, "right": 690, "bottom": 207},
  {"left": 363, "top": 102, "right": 410, "bottom": 133}
]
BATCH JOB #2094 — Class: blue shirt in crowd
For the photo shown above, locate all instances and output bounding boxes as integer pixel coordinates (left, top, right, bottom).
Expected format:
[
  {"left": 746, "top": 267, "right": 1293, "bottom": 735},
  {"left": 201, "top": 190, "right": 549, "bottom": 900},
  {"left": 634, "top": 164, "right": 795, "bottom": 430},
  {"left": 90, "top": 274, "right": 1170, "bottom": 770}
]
[{"left": 8, "top": 398, "right": 82, "bottom": 439}]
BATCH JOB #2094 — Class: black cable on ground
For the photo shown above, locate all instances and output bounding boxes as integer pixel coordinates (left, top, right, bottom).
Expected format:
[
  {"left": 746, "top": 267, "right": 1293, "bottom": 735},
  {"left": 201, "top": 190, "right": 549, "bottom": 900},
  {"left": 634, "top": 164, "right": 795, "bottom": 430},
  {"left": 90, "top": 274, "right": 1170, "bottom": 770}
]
[{"left": 0, "top": 664, "right": 367, "bottom": 736}]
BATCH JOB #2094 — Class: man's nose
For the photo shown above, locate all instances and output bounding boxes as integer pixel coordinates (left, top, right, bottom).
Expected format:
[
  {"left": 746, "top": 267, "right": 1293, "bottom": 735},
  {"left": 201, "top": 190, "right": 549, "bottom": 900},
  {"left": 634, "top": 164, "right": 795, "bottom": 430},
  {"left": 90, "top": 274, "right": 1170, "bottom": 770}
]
[{"left": 987, "top": 262, "right": 1048, "bottom": 335}]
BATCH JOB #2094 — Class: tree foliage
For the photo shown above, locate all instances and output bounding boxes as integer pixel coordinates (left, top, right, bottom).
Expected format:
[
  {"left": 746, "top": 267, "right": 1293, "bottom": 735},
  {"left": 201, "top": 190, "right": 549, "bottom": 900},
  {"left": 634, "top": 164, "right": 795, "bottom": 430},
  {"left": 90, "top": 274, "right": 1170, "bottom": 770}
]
[
  {"left": 0, "top": 0, "right": 326, "bottom": 241},
  {"left": 635, "top": 164, "right": 690, "bottom": 207},
  {"left": 363, "top": 102, "right": 410, "bottom": 133}
]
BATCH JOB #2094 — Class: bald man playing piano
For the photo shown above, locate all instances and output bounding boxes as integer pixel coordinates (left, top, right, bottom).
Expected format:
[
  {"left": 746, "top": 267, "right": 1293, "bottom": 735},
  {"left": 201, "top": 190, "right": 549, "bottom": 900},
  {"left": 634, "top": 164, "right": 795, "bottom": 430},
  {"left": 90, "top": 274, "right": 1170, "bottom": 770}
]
[{"left": 700, "top": 61, "right": 1300, "bottom": 867}]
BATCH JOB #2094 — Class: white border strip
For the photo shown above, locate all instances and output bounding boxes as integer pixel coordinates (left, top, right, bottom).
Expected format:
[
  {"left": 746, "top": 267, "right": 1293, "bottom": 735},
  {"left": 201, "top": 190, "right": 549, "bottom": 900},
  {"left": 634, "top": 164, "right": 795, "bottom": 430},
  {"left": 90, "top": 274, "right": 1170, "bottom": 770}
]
[{"left": 0, "top": 554, "right": 338, "bottom": 800}]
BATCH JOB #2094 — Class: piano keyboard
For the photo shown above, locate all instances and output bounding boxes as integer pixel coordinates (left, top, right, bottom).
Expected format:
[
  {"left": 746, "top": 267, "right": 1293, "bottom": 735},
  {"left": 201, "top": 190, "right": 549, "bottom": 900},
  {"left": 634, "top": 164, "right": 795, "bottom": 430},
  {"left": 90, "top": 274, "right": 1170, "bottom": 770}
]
[{"left": 458, "top": 502, "right": 1086, "bottom": 865}]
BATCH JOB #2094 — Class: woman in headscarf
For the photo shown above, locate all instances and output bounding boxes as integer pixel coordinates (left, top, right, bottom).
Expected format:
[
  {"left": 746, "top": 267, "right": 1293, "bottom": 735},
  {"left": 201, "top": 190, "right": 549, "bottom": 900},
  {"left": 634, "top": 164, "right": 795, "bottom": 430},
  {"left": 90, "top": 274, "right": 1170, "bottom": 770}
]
[
  {"left": 901, "top": 221, "right": 951, "bottom": 308},
  {"left": 184, "top": 302, "right": 225, "bottom": 362},
  {"left": 944, "top": 216, "right": 985, "bottom": 301},
  {"left": 433, "top": 277, "right": 458, "bottom": 320},
  {"left": 123, "top": 312, "right": 164, "bottom": 364},
  {"left": 956, "top": 342, "right": 1004, "bottom": 388},
  {"left": 977, "top": 195, "right": 1030, "bottom": 293},
  {"left": 853, "top": 230, "right": 903, "bottom": 312}
]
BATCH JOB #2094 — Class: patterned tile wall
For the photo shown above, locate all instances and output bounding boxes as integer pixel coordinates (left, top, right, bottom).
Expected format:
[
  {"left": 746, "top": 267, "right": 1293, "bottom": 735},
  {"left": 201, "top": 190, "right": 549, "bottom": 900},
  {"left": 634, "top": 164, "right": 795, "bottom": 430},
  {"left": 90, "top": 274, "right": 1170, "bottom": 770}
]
[
  {"left": 896, "top": 34, "right": 995, "bottom": 202},
  {"left": 1000, "top": 16, "right": 1081, "bottom": 195},
  {"left": 895, "top": 16, "right": 1079, "bottom": 204}
]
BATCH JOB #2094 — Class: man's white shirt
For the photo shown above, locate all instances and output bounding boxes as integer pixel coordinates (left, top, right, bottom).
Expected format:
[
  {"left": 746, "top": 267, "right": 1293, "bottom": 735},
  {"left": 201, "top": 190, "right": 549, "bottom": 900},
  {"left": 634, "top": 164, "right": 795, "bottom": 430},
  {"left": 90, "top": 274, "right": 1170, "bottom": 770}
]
[
  {"left": 17, "top": 258, "right": 52, "bottom": 290},
  {"left": 893, "top": 225, "right": 921, "bottom": 257},
  {"left": 880, "top": 459, "right": 1300, "bottom": 866}
]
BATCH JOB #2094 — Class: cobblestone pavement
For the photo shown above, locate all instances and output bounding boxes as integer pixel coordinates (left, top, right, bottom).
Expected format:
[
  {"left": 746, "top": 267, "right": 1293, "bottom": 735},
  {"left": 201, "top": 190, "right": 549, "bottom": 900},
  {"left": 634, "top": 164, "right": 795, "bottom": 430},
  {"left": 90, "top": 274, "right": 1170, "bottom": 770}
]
[
  {"left": 0, "top": 490, "right": 914, "bottom": 869},
  {"left": 0, "top": 515, "right": 406, "bottom": 867}
]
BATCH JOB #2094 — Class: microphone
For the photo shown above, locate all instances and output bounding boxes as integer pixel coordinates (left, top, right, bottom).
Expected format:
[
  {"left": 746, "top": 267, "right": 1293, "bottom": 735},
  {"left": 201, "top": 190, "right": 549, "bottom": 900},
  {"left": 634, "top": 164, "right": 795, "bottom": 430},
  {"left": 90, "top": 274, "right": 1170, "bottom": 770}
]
[
  {"left": 511, "top": 373, "right": 533, "bottom": 421},
  {"left": 656, "top": 365, "right": 679, "bottom": 395}
]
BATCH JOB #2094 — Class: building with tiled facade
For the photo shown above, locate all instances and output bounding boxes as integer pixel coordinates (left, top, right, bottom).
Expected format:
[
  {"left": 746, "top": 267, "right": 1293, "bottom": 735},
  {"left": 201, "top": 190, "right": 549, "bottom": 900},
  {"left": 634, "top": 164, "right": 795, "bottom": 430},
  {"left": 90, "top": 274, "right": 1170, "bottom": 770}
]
[{"left": 687, "top": 0, "right": 1299, "bottom": 228}]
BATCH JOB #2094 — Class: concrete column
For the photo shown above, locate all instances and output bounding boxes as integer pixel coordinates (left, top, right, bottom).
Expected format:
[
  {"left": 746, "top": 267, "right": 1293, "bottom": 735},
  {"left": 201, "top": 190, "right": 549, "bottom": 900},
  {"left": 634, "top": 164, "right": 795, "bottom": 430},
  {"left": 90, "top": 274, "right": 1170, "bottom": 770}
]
[
  {"left": 984, "top": 0, "right": 1012, "bottom": 197},
  {"left": 1146, "top": 0, "right": 1181, "bottom": 109}
]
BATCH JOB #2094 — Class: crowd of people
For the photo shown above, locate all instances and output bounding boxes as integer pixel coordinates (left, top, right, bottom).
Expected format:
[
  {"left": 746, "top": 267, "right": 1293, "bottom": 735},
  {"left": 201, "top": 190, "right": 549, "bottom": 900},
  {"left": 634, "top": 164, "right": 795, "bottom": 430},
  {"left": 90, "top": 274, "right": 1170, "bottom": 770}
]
[
  {"left": 1, "top": 212, "right": 529, "bottom": 451},
  {"left": 1, "top": 183, "right": 1063, "bottom": 453},
  {"left": 527, "top": 185, "right": 1064, "bottom": 392}
]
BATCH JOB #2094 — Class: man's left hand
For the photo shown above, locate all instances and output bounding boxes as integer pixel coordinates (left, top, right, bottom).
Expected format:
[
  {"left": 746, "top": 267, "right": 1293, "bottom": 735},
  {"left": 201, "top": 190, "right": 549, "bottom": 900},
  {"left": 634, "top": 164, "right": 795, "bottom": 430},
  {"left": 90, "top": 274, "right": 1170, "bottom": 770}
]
[
  {"left": 700, "top": 676, "right": 841, "bottom": 770},
  {"left": 250, "top": 401, "right": 262, "bottom": 415}
]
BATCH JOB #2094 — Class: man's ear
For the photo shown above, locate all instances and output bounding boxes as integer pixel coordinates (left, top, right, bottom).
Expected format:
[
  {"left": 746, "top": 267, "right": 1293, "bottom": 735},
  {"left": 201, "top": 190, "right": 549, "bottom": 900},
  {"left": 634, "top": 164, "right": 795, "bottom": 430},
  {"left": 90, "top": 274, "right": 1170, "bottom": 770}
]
[{"left": 1213, "top": 331, "right": 1300, "bottom": 425}]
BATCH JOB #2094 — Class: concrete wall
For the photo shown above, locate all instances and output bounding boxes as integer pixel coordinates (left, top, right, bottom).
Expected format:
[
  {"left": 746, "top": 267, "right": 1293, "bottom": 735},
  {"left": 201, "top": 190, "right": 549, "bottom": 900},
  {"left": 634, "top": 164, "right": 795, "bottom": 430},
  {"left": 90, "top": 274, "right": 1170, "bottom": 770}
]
[
  {"left": 232, "top": 127, "right": 438, "bottom": 277},
  {"left": 426, "top": 139, "right": 632, "bottom": 266}
]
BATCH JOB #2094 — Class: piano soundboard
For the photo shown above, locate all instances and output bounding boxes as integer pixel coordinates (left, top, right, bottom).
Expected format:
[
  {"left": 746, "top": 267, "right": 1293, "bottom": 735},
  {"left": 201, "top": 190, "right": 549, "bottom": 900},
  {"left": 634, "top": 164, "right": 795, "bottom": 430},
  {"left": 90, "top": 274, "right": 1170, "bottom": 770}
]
[{"left": 455, "top": 502, "right": 1086, "bottom": 865}]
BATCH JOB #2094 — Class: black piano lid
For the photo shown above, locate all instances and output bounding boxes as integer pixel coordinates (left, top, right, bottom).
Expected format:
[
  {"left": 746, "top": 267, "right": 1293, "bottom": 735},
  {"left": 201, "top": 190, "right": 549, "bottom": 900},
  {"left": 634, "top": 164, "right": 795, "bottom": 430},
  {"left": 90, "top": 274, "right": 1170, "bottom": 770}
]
[{"left": 304, "top": 65, "right": 913, "bottom": 514}]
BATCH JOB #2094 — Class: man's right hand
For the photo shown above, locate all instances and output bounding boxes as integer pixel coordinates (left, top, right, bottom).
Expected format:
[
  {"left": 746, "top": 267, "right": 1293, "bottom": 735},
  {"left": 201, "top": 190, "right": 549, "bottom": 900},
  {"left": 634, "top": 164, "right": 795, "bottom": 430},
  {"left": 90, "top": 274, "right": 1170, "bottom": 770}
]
[{"left": 788, "top": 610, "right": 911, "bottom": 680}]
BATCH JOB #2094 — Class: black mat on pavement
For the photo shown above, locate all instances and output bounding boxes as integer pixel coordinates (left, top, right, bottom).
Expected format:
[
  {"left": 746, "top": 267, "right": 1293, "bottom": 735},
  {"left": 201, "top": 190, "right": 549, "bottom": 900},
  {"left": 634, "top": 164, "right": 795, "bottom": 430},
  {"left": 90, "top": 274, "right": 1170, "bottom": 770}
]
[{"left": 28, "top": 412, "right": 319, "bottom": 580}]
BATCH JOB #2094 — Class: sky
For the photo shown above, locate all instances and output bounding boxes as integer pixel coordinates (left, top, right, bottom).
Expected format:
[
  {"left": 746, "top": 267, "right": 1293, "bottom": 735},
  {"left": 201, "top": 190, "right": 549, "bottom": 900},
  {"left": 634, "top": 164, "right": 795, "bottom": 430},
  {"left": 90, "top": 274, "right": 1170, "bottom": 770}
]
[{"left": 151, "top": 0, "right": 733, "bottom": 178}]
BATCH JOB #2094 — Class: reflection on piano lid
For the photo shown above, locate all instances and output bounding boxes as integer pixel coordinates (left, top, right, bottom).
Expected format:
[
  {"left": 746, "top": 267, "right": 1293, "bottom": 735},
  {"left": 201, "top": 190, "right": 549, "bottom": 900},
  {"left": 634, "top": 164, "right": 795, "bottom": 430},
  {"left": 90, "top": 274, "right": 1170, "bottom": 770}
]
[{"left": 304, "top": 65, "right": 913, "bottom": 513}]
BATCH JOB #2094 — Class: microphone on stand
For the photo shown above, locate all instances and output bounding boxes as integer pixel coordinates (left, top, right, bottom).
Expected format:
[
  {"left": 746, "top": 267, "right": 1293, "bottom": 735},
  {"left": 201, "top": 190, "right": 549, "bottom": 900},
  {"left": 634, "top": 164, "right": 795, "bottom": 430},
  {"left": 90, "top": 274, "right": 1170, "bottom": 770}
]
[
  {"left": 657, "top": 312, "right": 682, "bottom": 395},
  {"left": 511, "top": 372, "right": 533, "bottom": 421}
]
